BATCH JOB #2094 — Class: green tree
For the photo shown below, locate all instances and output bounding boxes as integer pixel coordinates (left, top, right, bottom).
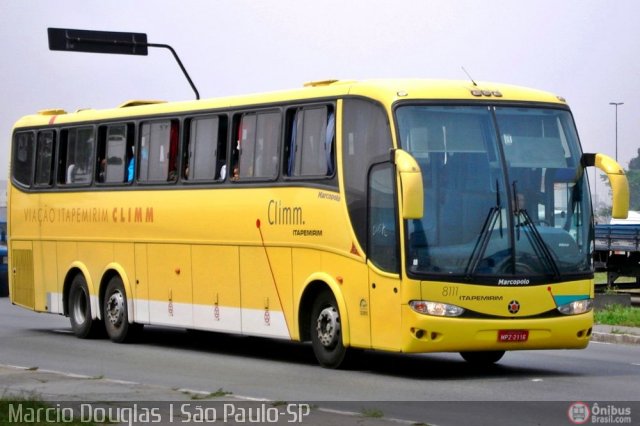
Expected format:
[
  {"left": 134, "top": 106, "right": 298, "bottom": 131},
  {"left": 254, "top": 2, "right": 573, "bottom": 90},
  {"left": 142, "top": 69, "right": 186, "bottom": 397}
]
[
  {"left": 626, "top": 148, "right": 640, "bottom": 210},
  {"left": 628, "top": 148, "right": 640, "bottom": 170},
  {"left": 626, "top": 169, "right": 640, "bottom": 211}
]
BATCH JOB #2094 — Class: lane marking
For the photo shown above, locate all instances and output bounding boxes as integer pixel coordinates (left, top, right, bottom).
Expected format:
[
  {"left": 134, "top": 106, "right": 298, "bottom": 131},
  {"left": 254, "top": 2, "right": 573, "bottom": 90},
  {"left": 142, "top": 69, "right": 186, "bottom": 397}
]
[{"left": 104, "top": 378, "right": 140, "bottom": 385}]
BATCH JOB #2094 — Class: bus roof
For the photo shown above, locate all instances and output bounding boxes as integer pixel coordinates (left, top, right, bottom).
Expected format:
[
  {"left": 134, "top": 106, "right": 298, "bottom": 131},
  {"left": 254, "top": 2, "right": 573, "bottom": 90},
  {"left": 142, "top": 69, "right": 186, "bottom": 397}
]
[{"left": 13, "top": 79, "right": 567, "bottom": 128}]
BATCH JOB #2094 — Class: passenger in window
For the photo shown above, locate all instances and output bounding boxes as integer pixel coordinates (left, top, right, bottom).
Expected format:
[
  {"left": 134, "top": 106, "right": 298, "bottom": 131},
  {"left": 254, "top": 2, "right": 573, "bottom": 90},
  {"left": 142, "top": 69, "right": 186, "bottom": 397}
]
[
  {"left": 98, "top": 158, "right": 106, "bottom": 183},
  {"left": 127, "top": 146, "right": 135, "bottom": 182},
  {"left": 127, "top": 158, "right": 134, "bottom": 182},
  {"left": 231, "top": 165, "right": 239, "bottom": 181},
  {"left": 167, "top": 121, "right": 179, "bottom": 182}
]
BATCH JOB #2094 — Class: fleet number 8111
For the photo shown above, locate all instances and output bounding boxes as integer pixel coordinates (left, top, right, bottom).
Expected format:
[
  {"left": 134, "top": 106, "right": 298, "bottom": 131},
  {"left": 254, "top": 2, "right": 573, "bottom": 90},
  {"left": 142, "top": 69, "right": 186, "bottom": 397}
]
[{"left": 442, "top": 286, "right": 459, "bottom": 297}]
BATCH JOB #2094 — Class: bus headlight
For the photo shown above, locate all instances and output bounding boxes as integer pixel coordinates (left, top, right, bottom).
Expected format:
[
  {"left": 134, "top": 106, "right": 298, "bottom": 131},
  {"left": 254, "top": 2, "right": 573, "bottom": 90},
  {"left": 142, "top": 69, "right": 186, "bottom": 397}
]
[
  {"left": 409, "top": 300, "right": 465, "bottom": 317},
  {"left": 557, "top": 299, "right": 593, "bottom": 315}
]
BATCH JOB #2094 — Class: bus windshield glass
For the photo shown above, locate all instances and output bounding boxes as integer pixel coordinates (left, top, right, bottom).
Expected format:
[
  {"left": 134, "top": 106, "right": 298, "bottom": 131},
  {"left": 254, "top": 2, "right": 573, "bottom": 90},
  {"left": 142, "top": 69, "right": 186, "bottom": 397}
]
[{"left": 397, "top": 105, "right": 592, "bottom": 282}]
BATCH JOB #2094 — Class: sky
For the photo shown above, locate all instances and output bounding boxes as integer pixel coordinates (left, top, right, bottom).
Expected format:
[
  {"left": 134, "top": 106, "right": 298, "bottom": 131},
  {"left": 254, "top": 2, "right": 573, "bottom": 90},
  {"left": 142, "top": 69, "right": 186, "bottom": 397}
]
[{"left": 1, "top": 0, "right": 639, "bottom": 206}]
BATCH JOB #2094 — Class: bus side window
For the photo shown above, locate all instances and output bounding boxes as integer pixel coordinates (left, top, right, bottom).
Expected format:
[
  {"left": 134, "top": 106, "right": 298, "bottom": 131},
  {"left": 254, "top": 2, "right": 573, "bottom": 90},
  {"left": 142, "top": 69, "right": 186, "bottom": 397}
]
[
  {"left": 168, "top": 121, "right": 179, "bottom": 182},
  {"left": 286, "top": 105, "right": 335, "bottom": 178},
  {"left": 230, "top": 117, "right": 244, "bottom": 181},
  {"left": 138, "top": 119, "right": 179, "bottom": 183},
  {"left": 97, "top": 124, "right": 132, "bottom": 184},
  {"left": 96, "top": 127, "right": 107, "bottom": 183},
  {"left": 215, "top": 117, "right": 228, "bottom": 180},
  {"left": 237, "top": 114, "right": 256, "bottom": 179},
  {"left": 12, "top": 131, "right": 35, "bottom": 187},
  {"left": 35, "top": 131, "right": 55, "bottom": 187},
  {"left": 185, "top": 115, "right": 227, "bottom": 182},
  {"left": 234, "top": 111, "right": 280, "bottom": 181},
  {"left": 59, "top": 127, "right": 95, "bottom": 185}
]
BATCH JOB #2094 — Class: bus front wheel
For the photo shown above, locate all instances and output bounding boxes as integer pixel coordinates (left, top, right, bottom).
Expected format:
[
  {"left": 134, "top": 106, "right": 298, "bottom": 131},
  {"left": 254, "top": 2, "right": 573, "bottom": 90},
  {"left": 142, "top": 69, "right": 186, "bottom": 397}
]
[
  {"left": 460, "top": 350, "right": 505, "bottom": 365},
  {"left": 103, "top": 276, "right": 140, "bottom": 343},
  {"left": 68, "top": 274, "right": 102, "bottom": 338},
  {"left": 310, "top": 290, "right": 348, "bottom": 369}
]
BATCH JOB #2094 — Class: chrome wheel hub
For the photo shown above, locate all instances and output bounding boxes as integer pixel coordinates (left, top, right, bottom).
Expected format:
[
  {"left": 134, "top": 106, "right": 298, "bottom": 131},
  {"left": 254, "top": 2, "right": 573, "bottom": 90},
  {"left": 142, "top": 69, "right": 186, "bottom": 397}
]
[
  {"left": 106, "top": 291, "right": 124, "bottom": 327},
  {"left": 316, "top": 307, "right": 340, "bottom": 348}
]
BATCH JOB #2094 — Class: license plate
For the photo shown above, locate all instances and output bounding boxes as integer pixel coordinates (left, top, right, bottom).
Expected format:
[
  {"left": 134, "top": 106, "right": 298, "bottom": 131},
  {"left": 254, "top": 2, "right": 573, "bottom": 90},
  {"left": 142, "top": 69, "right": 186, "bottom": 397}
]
[{"left": 498, "top": 330, "right": 529, "bottom": 342}]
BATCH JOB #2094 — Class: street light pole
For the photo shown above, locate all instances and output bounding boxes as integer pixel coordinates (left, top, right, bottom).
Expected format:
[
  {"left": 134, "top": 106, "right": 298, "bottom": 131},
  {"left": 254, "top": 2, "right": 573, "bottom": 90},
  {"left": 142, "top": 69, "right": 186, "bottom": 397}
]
[{"left": 609, "top": 102, "right": 624, "bottom": 161}]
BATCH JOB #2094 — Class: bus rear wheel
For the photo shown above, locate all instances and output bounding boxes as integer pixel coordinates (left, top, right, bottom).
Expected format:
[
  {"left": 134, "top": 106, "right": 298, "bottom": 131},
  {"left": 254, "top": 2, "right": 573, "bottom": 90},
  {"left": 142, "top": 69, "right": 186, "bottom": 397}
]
[
  {"left": 460, "top": 350, "right": 505, "bottom": 365},
  {"left": 103, "top": 276, "right": 140, "bottom": 343},
  {"left": 68, "top": 274, "right": 102, "bottom": 338},
  {"left": 310, "top": 290, "right": 348, "bottom": 369}
]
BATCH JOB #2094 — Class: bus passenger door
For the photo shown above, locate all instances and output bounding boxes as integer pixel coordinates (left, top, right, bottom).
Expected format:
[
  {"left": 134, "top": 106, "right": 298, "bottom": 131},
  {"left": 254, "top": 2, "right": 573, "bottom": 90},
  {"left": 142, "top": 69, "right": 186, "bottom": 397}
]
[{"left": 367, "top": 163, "right": 402, "bottom": 351}]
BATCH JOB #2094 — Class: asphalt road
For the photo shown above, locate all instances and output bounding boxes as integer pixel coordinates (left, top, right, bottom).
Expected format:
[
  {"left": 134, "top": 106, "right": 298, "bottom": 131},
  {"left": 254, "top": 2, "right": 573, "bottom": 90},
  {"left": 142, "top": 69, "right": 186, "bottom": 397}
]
[{"left": 1, "top": 298, "right": 639, "bottom": 425}]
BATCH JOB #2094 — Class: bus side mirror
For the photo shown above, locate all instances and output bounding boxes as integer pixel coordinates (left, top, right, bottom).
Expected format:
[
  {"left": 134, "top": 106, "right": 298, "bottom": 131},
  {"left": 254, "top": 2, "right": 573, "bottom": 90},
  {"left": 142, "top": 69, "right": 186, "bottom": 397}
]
[
  {"left": 394, "top": 149, "right": 424, "bottom": 219},
  {"left": 583, "top": 153, "right": 629, "bottom": 219}
]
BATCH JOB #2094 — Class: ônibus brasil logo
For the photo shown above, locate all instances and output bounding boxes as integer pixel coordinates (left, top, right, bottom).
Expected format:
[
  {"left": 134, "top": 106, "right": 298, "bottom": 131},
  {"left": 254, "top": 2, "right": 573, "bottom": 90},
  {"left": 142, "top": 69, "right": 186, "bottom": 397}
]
[{"left": 568, "top": 402, "right": 591, "bottom": 424}]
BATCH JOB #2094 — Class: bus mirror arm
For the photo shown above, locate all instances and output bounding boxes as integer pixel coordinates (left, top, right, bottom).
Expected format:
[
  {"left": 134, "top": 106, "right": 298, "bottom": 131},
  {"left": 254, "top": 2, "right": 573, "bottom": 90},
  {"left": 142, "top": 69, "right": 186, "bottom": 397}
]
[
  {"left": 393, "top": 149, "right": 424, "bottom": 219},
  {"left": 582, "top": 152, "right": 629, "bottom": 219}
]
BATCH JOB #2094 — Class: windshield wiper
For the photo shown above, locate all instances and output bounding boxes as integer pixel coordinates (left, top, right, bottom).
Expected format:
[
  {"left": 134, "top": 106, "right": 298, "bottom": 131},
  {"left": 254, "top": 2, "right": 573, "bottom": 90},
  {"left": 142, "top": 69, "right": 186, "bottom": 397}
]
[
  {"left": 465, "top": 180, "right": 503, "bottom": 278},
  {"left": 518, "top": 209, "right": 560, "bottom": 278},
  {"left": 511, "top": 181, "right": 560, "bottom": 278}
]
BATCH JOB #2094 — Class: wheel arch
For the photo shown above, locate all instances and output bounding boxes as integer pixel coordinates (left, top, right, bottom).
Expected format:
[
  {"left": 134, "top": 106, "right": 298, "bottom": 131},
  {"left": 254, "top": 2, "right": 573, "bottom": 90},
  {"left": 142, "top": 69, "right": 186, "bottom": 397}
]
[
  {"left": 297, "top": 273, "right": 350, "bottom": 346},
  {"left": 99, "top": 263, "right": 135, "bottom": 323},
  {"left": 62, "top": 263, "right": 96, "bottom": 319}
]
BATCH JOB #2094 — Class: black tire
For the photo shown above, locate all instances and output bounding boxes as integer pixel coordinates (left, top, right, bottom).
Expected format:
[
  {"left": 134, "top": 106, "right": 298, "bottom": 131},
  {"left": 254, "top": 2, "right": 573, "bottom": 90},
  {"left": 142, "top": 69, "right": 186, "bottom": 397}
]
[
  {"left": 103, "top": 276, "right": 140, "bottom": 343},
  {"left": 460, "top": 350, "right": 505, "bottom": 365},
  {"left": 310, "top": 290, "right": 348, "bottom": 368},
  {"left": 68, "top": 274, "right": 103, "bottom": 338}
]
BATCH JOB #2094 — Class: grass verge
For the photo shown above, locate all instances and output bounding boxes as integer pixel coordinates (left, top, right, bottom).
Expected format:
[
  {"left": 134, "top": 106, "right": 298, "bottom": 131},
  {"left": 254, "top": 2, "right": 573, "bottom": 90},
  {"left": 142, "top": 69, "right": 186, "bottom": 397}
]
[
  {"left": 594, "top": 272, "right": 636, "bottom": 284},
  {"left": 595, "top": 304, "right": 640, "bottom": 328}
]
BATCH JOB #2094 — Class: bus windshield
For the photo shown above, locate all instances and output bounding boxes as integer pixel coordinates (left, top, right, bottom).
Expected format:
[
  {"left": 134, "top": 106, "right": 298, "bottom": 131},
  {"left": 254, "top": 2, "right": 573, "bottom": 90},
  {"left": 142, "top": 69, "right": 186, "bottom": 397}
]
[{"left": 397, "top": 105, "right": 592, "bottom": 283}]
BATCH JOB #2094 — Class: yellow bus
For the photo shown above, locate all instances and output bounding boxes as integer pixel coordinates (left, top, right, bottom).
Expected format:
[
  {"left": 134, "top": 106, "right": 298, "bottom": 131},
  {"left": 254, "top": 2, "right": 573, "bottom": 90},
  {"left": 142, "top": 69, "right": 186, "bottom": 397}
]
[{"left": 8, "top": 79, "right": 628, "bottom": 368}]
